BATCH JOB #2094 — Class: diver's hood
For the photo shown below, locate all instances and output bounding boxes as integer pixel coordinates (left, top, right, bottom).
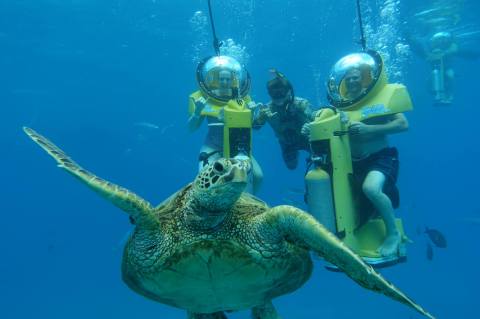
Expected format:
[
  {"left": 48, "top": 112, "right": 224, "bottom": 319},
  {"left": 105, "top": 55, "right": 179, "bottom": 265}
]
[
  {"left": 326, "top": 50, "right": 386, "bottom": 110},
  {"left": 196, "top": 55, "right": 251, "bottom": 103}
]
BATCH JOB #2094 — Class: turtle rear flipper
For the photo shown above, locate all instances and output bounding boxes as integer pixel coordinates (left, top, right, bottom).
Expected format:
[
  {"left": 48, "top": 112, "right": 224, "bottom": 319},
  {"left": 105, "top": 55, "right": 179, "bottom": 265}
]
[{"left": 24, "top": 127, "right": 158, "bottom": 227}]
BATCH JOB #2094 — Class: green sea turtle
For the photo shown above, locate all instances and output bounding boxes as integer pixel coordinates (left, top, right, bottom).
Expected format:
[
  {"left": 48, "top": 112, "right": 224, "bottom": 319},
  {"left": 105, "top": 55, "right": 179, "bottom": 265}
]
[{"left": 24, "top": 127, "right": 434, "bottom": 319}]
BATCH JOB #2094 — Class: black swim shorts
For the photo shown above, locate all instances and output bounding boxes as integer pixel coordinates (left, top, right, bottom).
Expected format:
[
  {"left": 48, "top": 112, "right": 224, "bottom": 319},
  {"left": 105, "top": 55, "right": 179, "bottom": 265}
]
[
  {"left": 352, "top": 147, "right": 400, "bottom": 208},
  {"left": 353, "top": 147, "right": 399, "bottom": 182}
]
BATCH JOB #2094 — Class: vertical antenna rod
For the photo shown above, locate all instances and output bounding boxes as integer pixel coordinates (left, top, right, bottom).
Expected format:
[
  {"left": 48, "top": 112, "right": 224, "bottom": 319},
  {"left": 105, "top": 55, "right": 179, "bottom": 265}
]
[
  {"left": 207, "top": 0, "right": 221, "bottom": 55},
  {"left": 356, "top": 0, "right": 367, "bottom": 51}
]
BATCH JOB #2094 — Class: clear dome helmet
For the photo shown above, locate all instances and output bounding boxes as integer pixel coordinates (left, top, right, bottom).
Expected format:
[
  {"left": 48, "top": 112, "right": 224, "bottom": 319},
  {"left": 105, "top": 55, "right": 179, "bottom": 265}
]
[
  {"left": 196, "top": 55, "right": 251, "bottom": 102},
  {"left": 429, "top": 31, "right": 453, "bottom": 51},
  {"left": 326, "top": 50, "right": 387, "bottom": 109}
]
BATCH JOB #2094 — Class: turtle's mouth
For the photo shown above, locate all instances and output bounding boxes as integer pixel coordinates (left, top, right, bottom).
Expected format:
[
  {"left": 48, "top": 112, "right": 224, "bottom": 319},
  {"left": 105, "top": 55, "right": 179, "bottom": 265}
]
[{"left": 223, "top": 167, "right": 247, "bottom": 183}]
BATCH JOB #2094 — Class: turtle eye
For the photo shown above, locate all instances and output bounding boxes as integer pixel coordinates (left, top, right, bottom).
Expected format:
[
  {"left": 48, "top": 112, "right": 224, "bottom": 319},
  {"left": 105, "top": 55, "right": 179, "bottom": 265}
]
[{"left": 213, "top": 162, "right": 224, "bottom": 173}]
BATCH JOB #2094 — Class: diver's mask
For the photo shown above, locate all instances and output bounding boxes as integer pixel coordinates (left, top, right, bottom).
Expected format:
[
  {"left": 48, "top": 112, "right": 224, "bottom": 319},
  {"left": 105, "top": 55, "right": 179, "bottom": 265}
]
[{"left": 267, "top": 69, "right": 294, "bottom": 107}]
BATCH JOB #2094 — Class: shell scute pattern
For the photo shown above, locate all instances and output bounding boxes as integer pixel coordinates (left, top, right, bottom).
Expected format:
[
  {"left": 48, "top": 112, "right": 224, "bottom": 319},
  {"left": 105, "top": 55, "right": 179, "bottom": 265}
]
[{"left": 127, "top": 183, "right": 288, "bottom": 272}]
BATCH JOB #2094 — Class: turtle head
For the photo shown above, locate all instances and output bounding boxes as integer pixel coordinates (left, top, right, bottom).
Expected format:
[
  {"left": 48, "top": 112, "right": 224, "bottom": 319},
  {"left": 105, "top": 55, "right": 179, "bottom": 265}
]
[{"left": 192, "top": 158, "right": 249, "bottom": 211}]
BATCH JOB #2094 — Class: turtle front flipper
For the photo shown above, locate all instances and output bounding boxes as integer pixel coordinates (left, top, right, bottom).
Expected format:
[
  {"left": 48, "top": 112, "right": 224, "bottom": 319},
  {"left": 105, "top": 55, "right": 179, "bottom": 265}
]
[
  {"left": 24, "top": 127, "right": 158, "bottom": 227},
  {"left": 258, "top": 205, "right": 435, "bottom": 319}
]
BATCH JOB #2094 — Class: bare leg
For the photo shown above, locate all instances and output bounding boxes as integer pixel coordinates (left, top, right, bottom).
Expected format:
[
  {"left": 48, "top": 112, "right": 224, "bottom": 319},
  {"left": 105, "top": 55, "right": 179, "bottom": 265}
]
[
  {"left": 251, "top": 301, "right": 282, "bottom": 319},
  {"left": 444, "top": 68, "right": 454, "bottom": 103},
  {"left": 362, "top": 170, "right": 400, "bottom": 256},
  {"left": 232, "top": 155, "right": 262, "bottom": 195},
  {"left": 251, "top": 156, "right": 263, "bottom": 195},
  {"left": 280, "top": 144, "right": 298, "bottom": 170},
  {"left": 187, "top": 311, "right": 228, "bottom": 319}
]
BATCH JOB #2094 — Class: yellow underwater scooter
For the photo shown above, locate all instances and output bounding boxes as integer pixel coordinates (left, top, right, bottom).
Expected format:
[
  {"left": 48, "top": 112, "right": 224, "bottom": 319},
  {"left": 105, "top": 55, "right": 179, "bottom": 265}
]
[{"left": 305, "top": 49, "right": 413, "bottom": 267}]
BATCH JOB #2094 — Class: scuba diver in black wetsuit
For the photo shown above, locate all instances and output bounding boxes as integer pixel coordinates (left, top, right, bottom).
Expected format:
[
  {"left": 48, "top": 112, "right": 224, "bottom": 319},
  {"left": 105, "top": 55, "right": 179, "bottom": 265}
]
[{"left": 254, "top": 70, "right": 317, "bottom": 170}]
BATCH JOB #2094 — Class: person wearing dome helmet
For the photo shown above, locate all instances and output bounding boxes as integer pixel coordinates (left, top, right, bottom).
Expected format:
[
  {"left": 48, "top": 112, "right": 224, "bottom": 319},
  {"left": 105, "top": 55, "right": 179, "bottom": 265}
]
[
  {"left": 409, "top": 29, "right": 480, "bottom": 105},
  {"left": 427, "top": 31, "right": 457, "bottom": 105},
  {"left": 253, "top": 69, "right": 317, "bottom": 170},
  {"left": 348, "top": 103, "right": 409, "bottom": 258},
  {"left": 342, "top": 56, "right": 409, "bottom": 258},
  {"left": 305, "top": 51, "right": 413, "bottom": 261},
  {"left": 188, "top": 55, "right": 263, "bottom": 194}
]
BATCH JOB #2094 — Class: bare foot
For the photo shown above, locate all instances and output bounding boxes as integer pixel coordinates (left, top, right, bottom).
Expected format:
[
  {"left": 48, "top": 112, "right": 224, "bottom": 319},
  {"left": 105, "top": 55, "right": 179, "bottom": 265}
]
[{"left": 377, "top": 232, "right": 401, "bottom": 257}]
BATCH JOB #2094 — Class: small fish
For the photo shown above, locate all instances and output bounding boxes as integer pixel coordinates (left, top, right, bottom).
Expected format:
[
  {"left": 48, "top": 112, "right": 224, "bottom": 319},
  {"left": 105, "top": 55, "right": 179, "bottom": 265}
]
[
  {"left": 134, "top": 122, "right": 160, "bottom": 130},
  {"left": 425, "top": 227, "right": 447, "bottom": 248},
  {"left": 426, "top": 242, "right": 433, "bottom": 261}
]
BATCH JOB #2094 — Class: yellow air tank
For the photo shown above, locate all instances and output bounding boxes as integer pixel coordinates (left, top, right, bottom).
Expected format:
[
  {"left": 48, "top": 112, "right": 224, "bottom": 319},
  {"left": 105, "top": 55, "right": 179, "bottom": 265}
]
[{"left": 305, "top": 163, "right": 336, "bottom": 233}]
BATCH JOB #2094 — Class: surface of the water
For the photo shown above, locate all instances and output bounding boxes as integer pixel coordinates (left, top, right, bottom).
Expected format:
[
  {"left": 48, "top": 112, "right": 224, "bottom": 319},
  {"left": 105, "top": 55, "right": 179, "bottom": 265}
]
[{"left": 1, "top": 0, "right": 479, "bottom": 318}]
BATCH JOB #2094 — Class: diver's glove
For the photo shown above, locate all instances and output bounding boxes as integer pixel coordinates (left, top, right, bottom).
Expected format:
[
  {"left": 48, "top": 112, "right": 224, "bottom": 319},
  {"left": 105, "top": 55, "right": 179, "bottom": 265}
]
[
  {"left": 259, "top": 105, "right": 278, "bottom": 119},
  {"left": 301, "top": 122, "right": 312, "bottom": 137},
  {"left": 246, "top": 101, "right": 262, "bottom": 110},
  {"left": 219, "top": 107, "right": 226, "bottom": 121},
  {"left": 339, "top": 110, "right": 349, "bottom": 124},
  {"left": 248, "top": 102, "right": 263, "bottom": 121}
]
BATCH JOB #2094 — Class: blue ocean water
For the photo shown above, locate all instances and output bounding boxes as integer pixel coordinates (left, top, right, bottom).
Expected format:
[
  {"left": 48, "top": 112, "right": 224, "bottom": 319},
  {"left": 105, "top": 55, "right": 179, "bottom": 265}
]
[{"left": 1, "top": 0, "right": 479, "bottom": 318}]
